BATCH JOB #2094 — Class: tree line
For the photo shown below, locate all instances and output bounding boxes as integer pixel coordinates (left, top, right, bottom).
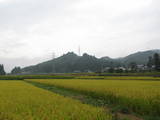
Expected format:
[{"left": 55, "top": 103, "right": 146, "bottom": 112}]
[{"left": 147, "top": 53, "right": 160, "bottom": 71}]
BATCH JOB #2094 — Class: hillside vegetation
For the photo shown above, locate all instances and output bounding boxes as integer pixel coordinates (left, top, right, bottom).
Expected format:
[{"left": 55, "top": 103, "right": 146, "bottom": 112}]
[{"left": 20, "top": 49, "right": 160, "bottom": 74}]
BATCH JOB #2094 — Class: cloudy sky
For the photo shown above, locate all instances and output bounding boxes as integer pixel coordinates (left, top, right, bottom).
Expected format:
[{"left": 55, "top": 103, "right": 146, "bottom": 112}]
[{"left": 0, "top": 0, "right": 160, "bottom": 72}]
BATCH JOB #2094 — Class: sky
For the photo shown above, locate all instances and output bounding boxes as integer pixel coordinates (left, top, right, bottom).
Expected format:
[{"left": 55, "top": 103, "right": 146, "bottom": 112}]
[{"left": 0, "top": 0, "right": 160, "bottom": 72}]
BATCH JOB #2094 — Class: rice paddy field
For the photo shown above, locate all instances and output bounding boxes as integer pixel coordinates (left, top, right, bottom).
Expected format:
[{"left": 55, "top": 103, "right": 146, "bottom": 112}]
[
  {"left": 0, "top": 80, "right": 112, "bottom": 120},
  {"left": 27, "top": 77, "right": 160, "bottom": 119},
  {"left": 1, "top": 76, "right": 160, "bottom": 120}
]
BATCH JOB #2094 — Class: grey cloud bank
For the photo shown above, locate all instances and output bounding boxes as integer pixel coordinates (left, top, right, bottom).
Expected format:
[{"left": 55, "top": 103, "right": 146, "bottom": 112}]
[{"left": 0, "top": 0, "right": 160, "bottom": 72}]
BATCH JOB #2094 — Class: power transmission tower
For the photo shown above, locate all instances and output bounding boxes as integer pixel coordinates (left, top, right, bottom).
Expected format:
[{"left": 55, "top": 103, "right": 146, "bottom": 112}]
[
  {"left": 52, "top": 52, "right": 56, "bottom": 59},
  {"left": 78, "top": 46, "right": 81, "bottom": 56}
]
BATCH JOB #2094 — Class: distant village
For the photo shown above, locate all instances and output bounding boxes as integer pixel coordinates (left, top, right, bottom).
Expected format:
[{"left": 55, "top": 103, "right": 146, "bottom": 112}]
[
  {"left": 73, "top": 64, "right": 155, "bottom": 74},
  {"left": 100, "top": 64, "right": 155, "bottom": 73}
]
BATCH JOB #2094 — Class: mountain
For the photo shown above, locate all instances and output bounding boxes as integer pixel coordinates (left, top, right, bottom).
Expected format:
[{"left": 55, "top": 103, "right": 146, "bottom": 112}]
[
  {"left": 120, "top": 49, "right": 160, "bottom": 65},
  {"left": 22, "top": 52, "right": 79, "bottom": 73},
  {"left": 22, "top": 52, "right": 122, "bottom": 74},
  {"left": 21, "top": 49, "right": 160, "bottom": 74}
]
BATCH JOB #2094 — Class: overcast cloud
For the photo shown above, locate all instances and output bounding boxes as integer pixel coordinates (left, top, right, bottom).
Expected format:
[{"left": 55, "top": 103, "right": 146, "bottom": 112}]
[{"left": 0, "top": 0, "right": 160, "bottom": 72}]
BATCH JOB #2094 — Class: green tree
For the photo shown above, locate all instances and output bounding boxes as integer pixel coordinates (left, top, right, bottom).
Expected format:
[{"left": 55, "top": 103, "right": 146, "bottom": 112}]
[
  {"left": 11, "top": 67, "right": 21, "bottom": 74},
  {"left": 147, "top": 56, "right": 154, "bottom": 71},
  {"left": 108, "top": 68, "right": 114, "bottom": 73},
  {"left": 0, "top": 64, "right": 6, "bottom": 75},
  {"left": 147, "top": 56, "right": 153, "bottom": 67},
  {"left": 153, "top": 53, "right": 160, "bottom": 71},
  {"left": 129, "top": 62, "right": 137, "bottom": 72}
]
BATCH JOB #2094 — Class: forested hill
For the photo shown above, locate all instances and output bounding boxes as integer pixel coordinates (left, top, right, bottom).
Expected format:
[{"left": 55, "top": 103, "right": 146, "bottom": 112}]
[
  {"left": 102, "top": 49, "right": 160, "bottom": 65},
  {"left": 21, "top": 49, "right": 160, "bottom": 74},
  {"left": 120, "top": 49, "right": 160, "bottom": 64},
  {"left": 22, "top": 52, "right": 120, "bottom": 74}
]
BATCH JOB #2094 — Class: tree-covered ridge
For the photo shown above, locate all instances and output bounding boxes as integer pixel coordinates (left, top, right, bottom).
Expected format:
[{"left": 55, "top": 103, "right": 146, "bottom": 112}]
[
  {"left": 22, "top": 52, "right": 120, "bottom": 74},
  {"left": 19, "top": 49, "right": 160, "bottom": 74}
]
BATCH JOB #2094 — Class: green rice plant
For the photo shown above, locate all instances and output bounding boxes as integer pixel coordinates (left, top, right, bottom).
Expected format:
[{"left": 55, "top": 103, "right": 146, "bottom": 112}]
[{"left": 0, "top": 81, "right": 112, "bottom": 120}]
